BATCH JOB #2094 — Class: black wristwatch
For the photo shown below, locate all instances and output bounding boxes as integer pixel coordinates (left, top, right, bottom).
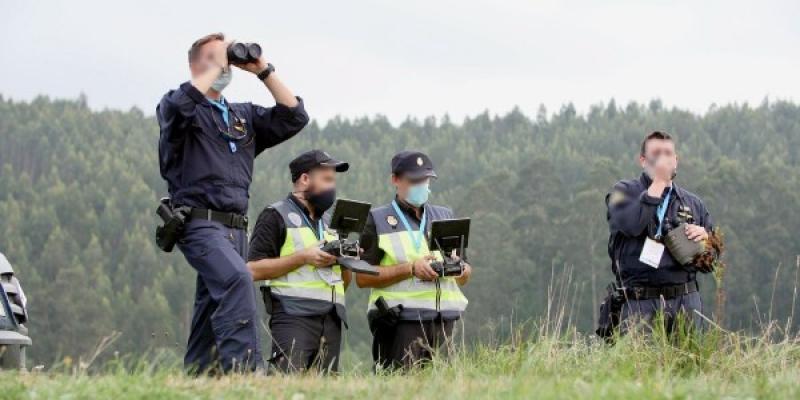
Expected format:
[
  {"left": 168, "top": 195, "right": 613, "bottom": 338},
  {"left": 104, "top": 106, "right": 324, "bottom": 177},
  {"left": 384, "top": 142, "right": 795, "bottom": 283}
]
[{"left": 257, "top": 63, "right": 275, "bottom": 81}]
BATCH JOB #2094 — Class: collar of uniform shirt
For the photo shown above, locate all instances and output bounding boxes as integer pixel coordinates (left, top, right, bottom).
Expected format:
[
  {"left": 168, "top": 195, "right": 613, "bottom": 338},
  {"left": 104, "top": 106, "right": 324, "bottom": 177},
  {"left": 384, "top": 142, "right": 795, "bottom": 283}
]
[
  {"left": 206, "top": 96, "right": 229, "bottom": 126},
  {"left": 394, "top": 195, "right": 425, "bottom": 222},
  {"left": 288, "top": 193, "right": 318, "bottom": 220},
  {"left": 640, "top": 172, "right": 674, "bottom": 197}
]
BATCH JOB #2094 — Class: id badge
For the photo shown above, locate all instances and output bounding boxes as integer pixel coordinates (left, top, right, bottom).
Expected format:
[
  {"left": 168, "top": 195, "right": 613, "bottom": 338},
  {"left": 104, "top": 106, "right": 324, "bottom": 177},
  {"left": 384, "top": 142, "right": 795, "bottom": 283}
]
[{"left": 639, "top": 238, "right": 665, "bottom": 268}]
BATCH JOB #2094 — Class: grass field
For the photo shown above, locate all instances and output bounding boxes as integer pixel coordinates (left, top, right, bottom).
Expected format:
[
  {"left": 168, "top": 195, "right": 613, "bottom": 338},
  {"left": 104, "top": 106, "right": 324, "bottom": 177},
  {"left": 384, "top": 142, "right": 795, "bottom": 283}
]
[{"left": 3, "top": 320, "right": 800, "bottom": 400}]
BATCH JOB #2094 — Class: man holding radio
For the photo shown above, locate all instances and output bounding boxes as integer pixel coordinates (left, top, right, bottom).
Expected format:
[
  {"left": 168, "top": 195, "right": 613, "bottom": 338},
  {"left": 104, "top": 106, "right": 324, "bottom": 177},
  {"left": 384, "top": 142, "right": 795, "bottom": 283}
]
[
  {"left": 247, "top": 150, "right": 351, "bottom": 374},
  {"left": 358, "top": 150, "right": 472, "bottom": 370}
]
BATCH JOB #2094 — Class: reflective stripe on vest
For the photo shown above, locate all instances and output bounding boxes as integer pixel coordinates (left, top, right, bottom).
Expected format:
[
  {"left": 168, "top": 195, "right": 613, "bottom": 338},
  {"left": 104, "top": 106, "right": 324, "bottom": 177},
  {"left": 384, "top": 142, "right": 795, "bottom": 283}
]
[
  {"left": 367, "top": 204, "right": 468, "bottom": 313},
  {"left": 263, "top": 200, "right": 345, "bottom": 307}
]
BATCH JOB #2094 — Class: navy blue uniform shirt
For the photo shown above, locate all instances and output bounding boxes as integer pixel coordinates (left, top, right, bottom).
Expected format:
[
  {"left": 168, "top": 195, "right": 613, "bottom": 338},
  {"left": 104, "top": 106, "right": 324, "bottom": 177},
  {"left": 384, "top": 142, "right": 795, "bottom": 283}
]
[
  {"left": 157, "top": 81, "right": 309, "bottom": 214},
  {"left": 606, "top": 173, "right": 713, "bottom": 287}
]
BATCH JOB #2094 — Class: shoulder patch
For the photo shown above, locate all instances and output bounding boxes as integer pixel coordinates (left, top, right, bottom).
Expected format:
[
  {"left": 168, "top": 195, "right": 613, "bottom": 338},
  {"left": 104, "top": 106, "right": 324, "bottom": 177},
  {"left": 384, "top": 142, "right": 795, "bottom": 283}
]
[
  {"left": 608, "top": 190, "right": 627, "bottom": 206},
  {"left": 287, "top": 212, "right": 303, "bottom": 228}
]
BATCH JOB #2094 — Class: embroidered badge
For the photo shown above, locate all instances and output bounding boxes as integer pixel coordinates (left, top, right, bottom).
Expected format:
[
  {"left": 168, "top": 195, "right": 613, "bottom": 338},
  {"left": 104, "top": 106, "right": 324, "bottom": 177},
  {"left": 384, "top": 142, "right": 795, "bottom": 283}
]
[
  {"left": 608, "top": 190, "right": 626, "bottom": 206},
  {"left": 416, "top": 157, "right": 424, "bottom": 166},
  {"left": 387, "top": 215, "right": 398, "bottom": 227},
  {"left": 288, "top": 212, "right": 303, "bottom": 228}
]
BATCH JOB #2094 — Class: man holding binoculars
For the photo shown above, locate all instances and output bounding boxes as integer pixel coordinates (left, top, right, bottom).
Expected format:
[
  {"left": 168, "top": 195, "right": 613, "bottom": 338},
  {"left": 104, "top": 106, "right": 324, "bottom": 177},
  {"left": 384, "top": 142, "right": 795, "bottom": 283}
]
[{"left": 157, "top": 32, "right": 308, "bottom": 374}]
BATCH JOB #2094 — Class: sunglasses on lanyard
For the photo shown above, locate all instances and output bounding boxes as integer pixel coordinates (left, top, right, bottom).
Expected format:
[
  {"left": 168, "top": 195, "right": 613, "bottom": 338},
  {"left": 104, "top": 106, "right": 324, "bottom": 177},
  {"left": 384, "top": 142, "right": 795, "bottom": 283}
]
[{"left": 210, "top": 104, "right": 251, "bottom": 152}]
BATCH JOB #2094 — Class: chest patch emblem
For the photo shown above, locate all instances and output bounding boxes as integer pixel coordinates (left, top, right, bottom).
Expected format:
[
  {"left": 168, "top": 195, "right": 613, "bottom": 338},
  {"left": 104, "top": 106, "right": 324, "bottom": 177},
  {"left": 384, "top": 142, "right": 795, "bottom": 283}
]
[
  {"left": 287, "top": 212, "right": 303, "bottom": 228},
  {"left": 387, "top": 215, "right": 398, "bottom": 228}
]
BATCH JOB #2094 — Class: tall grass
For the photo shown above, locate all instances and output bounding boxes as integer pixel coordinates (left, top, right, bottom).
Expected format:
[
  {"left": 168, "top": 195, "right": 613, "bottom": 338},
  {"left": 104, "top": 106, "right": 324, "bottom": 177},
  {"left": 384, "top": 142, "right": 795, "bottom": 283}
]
[
  {"left": 4, "top": 317, "right": 799, "bottom": 399},
  {"left": 2, "top": 260, "right": 800, "bottom": 399}
]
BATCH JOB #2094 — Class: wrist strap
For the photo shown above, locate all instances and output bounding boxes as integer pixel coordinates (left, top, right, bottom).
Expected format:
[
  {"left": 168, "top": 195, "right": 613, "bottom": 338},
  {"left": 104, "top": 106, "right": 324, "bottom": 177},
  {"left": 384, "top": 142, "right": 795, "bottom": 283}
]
[{"left": 257, "top": 63, "right": 275, "bottom": 81}]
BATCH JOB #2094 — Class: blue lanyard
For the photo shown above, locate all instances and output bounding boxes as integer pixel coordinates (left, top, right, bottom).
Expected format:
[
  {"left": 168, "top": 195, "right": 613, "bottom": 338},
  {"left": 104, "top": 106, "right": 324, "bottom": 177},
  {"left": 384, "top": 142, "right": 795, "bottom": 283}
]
[
  {"left": 207, "top": 97, "right": 229, "bottom": 125},
  {"left": 391, "top": 200, "right": 427, "bottom": 252},
  {"left": 291, "top": 201, "right": 324, "bottom": 241},
  {"left": 207, "top": 97, "right": 237, "bottom": 153},
  {"left": 655, "top": 187, "right": 673, "bottom": 238}
]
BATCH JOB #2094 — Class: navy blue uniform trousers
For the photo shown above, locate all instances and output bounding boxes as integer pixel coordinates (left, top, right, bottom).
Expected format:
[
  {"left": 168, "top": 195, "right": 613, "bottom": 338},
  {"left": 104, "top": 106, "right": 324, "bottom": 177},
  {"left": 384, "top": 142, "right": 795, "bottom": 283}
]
[
  {"left": 620, "top": 291, "right": 703, "bottom": 334},
  {"left": 178, "top": 219, "right": 262, "bottom": 373}
]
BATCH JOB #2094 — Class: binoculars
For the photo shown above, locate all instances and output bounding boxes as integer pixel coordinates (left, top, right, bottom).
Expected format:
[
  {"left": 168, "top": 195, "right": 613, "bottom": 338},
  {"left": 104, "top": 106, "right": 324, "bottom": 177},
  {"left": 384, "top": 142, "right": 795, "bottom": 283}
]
[{"left": 227, "top": 42, "right": 262, "bottom": 64}]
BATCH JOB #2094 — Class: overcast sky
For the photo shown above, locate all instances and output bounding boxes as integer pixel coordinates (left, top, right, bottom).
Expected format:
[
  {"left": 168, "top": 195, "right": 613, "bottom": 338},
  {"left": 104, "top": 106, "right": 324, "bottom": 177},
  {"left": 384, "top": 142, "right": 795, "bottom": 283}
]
[{"left": 2, "top": 0, "right": 798, "bottom": 124}]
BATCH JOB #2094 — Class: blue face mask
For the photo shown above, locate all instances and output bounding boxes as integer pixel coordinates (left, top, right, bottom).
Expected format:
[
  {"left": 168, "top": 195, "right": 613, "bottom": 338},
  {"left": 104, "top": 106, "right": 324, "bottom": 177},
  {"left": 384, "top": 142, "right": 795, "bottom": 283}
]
[
  {"left": 211, "top": 68, "right": 233, "bottom": 92},
  {"left": 405, "top": 182, "right": 430, "bottom": 207}
]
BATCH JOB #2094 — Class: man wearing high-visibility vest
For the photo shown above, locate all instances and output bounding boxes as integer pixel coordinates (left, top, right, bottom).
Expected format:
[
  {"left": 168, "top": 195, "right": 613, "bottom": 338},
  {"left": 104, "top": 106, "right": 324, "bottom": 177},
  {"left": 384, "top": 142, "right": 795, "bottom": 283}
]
[
  {"left": 247, "top": 150, "right": 350, "bottom": 373},
  {"left": 358, "top": 150, "right": 473, "bottom": 370}
]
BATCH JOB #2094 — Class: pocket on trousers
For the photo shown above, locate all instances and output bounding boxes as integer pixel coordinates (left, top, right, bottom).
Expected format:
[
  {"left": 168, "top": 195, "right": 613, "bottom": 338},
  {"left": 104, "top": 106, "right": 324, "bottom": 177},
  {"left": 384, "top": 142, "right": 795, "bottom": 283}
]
[
  {"left": 185, "top": 244, "right": 247, "bottom": 292},
  {"left": 212, "top": 315, "right": 253, "bottom": 339},
  {"left": 178, "top": 220, "right": 222, "bottom": 255}
]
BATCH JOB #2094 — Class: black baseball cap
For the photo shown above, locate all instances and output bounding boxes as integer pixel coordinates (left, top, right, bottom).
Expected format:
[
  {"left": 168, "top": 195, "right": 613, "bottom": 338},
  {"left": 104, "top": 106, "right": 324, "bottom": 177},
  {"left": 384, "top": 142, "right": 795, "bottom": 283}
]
[
  {"left": 290, "top": 150, "right": 349, "bottom": 182},
  {"left": 391, "top": 150, "right": 437, "bottom": 180}
]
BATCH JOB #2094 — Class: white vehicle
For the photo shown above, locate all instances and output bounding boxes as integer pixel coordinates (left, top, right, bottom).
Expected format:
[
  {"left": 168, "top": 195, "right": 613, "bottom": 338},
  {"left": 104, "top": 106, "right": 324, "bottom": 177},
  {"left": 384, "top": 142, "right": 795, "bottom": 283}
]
[{"left": 0, "top": 252, "right": 31, "bottom": 370}]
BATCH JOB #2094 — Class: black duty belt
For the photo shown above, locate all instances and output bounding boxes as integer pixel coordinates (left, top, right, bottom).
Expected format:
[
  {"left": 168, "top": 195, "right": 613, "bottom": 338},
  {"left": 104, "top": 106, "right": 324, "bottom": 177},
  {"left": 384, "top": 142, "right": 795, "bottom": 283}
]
[
  {"left": 626, "top": 281, "right": 698, "bottom": 300},
  {"left": 189, "top": 208, "right": 248, "bottom": 230}
]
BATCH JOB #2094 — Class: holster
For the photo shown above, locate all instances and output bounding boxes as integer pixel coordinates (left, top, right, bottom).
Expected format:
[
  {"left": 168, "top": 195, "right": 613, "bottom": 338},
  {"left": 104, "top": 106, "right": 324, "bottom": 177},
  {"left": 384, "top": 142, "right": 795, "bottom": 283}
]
[
  {"left": 596, "top": 281, "right": 625, "bottom": 342},
  {"left": 259, "top": 286, "right": 274, "bottom": 315},
  {"left": 368, "top": 296, "right": 403, "bottom": 334},
  {"left": 155, "top": 197, "right": 190, "bottom": 252}
]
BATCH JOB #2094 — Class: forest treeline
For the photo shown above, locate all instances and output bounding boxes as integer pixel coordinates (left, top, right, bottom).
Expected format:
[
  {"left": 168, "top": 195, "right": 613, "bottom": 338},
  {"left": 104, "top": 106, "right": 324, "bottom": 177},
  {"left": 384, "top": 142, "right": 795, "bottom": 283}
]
[{"left": 1, "top": 94, "right": 798, "bottom": 365}]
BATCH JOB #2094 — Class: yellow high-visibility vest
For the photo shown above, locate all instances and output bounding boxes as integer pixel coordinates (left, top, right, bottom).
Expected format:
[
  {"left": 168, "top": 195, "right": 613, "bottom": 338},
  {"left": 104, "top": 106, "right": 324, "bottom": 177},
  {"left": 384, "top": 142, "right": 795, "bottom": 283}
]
[
  {"left": 367, "top": 202, "right": 467, "bottom": 315},
  {"left": 263, "top": 199, "right": 345, "bottom": 309}
]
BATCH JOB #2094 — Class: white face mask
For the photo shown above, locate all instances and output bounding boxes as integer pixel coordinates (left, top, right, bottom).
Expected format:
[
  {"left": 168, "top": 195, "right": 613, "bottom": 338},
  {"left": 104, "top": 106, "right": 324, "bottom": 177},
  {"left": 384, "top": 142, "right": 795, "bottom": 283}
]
[{"left": 211, "top": 68, "right": 232, "bottom": 92}]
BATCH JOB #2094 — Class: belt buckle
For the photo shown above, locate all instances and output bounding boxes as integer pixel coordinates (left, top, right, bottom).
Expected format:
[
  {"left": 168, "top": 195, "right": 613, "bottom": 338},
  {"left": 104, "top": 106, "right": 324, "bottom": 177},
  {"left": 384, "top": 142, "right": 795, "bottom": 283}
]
[
  {"left": 206, "top": 209, "right": 212, "bottom": 220},
  {"left": 633, "top": 287, "right": 644, "bottom": 299}
]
